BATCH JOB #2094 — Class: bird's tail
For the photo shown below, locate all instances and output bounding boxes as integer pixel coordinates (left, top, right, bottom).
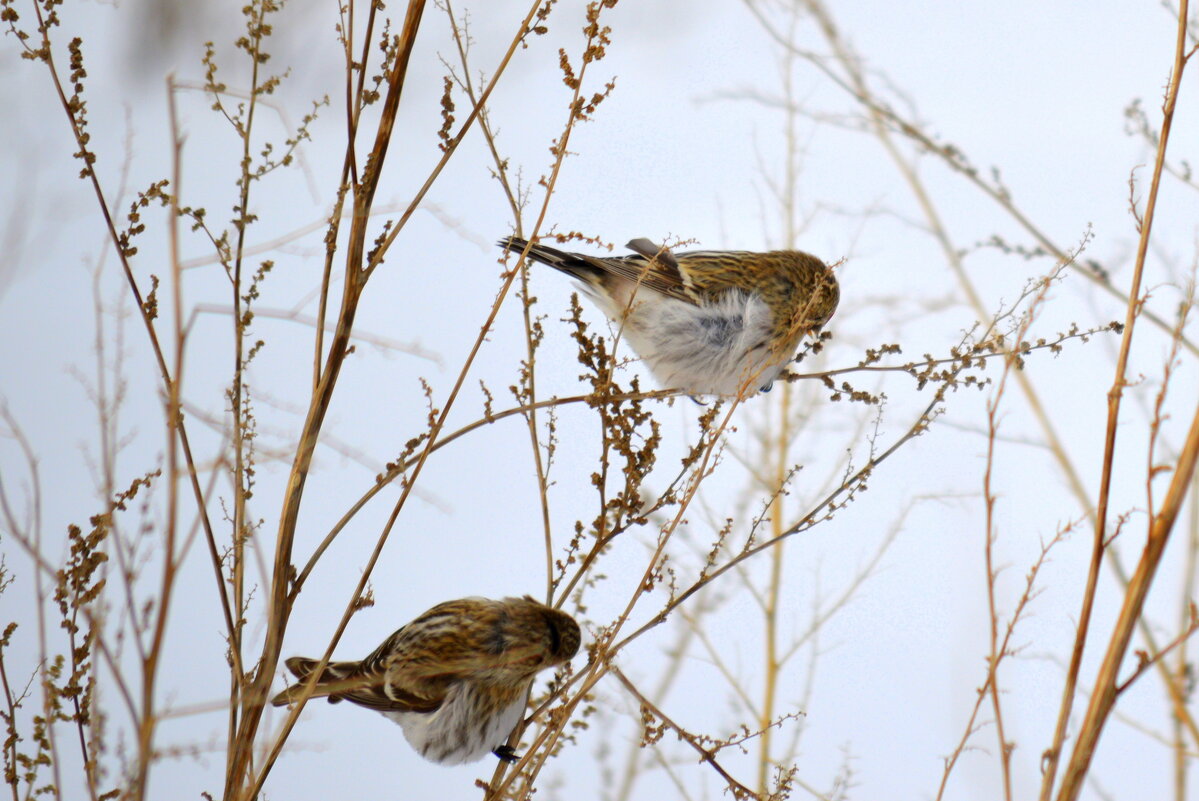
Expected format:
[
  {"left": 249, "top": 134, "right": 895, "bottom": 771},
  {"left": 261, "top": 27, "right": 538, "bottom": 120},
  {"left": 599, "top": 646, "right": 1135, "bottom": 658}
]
[
  {"left": 498, "top": 236, "right": 604, "bottom": 283},
  {"left": 269, "top": 656, "right": 363, "bottom": 706}
]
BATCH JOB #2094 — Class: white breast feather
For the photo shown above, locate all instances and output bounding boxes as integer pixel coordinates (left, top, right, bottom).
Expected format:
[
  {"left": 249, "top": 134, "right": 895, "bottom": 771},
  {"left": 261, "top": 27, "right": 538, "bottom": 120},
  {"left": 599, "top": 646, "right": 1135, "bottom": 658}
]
[
  {"left": 381, "top": 683, "right": 525, "bottom": 765},
  {"left": 615, "top": 290, "right": 780, "bottom": 397}
]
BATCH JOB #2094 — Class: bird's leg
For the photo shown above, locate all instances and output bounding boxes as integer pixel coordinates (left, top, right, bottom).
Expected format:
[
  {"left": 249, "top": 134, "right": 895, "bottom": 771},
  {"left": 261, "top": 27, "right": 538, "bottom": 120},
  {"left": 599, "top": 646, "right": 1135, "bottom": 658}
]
[{"left": 492, "top": 745, "right": 519, "bottom": 763}]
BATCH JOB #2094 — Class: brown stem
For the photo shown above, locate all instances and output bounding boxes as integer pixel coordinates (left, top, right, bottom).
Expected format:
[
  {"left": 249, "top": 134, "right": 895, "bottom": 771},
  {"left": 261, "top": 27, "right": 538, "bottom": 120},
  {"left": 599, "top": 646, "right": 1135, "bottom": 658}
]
[
  {"left": 611, "top": 667, "right": 760, "bottom": 799},
  {"left": 1052, "top": 9, "right": 1195, "bottom": 796},
  {"left": 226, "top": 0, "right": 272, "bottom": 777},
  {"left": 1055, "top": 392, "right": 1199, "bottom": 800},
  {"left": 223, "top": 3, "right": 429, "bottom": 797},
  {"left": 131, "top": 77, "right": 188, "bottom": 801}
]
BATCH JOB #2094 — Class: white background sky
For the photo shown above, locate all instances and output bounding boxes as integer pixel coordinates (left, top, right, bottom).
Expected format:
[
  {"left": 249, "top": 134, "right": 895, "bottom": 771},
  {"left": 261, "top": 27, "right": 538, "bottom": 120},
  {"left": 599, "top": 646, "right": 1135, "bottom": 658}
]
[{"left": 2, "top": 1, "right": 1198, "bottom": 800}]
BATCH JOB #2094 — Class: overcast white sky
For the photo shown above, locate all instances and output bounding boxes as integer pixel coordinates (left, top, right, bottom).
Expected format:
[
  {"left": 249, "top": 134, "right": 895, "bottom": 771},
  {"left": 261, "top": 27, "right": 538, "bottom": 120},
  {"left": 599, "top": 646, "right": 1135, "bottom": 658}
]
[{"left": 3, "top": 1, "right": 1198, "bottom": 800}]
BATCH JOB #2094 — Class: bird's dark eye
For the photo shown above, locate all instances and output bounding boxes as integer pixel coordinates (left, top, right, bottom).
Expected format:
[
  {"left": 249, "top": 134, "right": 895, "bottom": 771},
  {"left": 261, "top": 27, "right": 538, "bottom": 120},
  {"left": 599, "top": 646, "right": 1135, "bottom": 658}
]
[{"left": 547, "top": 617, "right": 562, "bottom": 656}]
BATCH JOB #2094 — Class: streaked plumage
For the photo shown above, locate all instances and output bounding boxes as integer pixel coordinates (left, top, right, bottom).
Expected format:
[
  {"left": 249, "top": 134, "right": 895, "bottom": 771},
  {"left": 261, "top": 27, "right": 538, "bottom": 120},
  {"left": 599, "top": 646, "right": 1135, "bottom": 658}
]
[
  {"left": 271, "top": 596, "right": 581, "bottom": 765},
  {"left": 499, "top": 236, "right": 839, "bottom": 397}
]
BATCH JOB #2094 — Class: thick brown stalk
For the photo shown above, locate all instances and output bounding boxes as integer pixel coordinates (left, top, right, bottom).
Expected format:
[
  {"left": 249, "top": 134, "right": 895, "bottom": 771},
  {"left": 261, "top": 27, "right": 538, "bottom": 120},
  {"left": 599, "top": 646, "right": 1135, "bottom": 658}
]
[
  {"left": 1055, "top": 395, "right": 1199, "bottom": 801},
  {"left": 222, "top": 3, "right": 428, "bottom": 798},
  {"left": 1050, "top": 3, "right": 1193, "bottom": 798}
]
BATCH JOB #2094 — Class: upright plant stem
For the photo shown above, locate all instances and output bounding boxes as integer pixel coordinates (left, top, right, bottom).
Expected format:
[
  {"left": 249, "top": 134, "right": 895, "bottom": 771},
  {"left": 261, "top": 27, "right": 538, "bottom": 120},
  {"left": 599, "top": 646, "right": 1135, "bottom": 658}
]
[
  {"left": 133, "top": 79, "right": 187, "bottom": 801},
  {"left": 1051, "top": 4, "right": 1194, "bottom": 798},
  {"left": 223, "top": 4, "right": 429, "bottom": 797},
  {"left": 758, "top": 382, "right": 791, "bottom": 794}
]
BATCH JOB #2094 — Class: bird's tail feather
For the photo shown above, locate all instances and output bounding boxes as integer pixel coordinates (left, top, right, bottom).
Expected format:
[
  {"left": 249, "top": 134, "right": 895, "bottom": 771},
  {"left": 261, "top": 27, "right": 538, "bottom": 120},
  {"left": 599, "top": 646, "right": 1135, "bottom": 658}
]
[
  {"left": 269, "top": 657, "right": 363, "bottom": 706},
  {"left": 498, "top": 236, "right": 603, "bottom": 282}
]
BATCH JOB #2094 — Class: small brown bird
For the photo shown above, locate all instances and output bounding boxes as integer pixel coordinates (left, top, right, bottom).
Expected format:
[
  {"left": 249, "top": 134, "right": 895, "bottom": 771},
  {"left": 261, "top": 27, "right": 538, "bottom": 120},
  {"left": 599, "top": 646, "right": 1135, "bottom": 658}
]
[
  {"left": 271, "top": 596, "right": 581, "bottom": 765},
  {"left": 499, "top": 236, "right": 839, "bottom": 397}
]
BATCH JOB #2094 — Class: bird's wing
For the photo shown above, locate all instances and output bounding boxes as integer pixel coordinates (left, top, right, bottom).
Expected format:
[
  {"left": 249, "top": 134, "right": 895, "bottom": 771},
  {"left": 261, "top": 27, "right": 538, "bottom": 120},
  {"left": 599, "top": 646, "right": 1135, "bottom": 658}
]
[
  {"left": 353, "top": 598, "right": 509, "bottom": 705},
  {"left": 597, "top": 239, "right": 693, "bottom": 302},
  {"left": 500, "top": 236, "right": 695, "bottom": 303},
  {"left": 336, "top": 680, "right": 443, "bottom": 714},
  {"left": 616, "top": 242, "right": 765, "bottom": 303},
  {"left": 624, "top": 238, "right": 680, "bottom": 271},
  {"left": 271, "top": 655, "right": 444, "bottom": 713}
]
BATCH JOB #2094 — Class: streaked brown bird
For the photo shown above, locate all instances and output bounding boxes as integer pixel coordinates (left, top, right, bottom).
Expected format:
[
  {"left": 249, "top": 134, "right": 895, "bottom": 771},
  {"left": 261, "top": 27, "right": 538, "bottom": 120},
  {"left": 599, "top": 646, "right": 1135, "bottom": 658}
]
[
  {"left": 271, "top": 596, "right": 581, "bottom": 765},
  {"left": 499, "top": 236, "right": 839, "bottom": 397}
]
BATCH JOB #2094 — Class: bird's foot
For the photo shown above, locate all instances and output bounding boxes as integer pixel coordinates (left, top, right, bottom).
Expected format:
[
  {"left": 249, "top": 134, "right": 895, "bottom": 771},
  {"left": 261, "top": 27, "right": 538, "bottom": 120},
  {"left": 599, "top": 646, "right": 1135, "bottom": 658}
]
[{"left": 493, "top": 745, "right": 519, "bottom": 763}]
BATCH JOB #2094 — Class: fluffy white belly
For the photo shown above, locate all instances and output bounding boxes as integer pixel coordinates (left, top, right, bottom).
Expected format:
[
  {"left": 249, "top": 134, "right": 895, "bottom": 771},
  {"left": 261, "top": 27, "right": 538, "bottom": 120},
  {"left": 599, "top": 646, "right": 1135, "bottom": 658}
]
[
  {"left": 381, "top": 683, "right": 525, "bottom": 765},
  {"left": 610, "top": 289, "right": 782, "bottom": 397}
]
